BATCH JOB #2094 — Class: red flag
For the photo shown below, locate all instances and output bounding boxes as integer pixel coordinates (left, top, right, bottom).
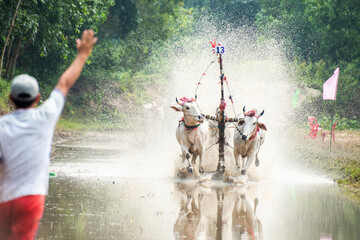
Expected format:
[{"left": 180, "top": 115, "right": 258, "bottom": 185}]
[
  {"left": 323, "top": 68, "right": 339, "bottom": 100},
  {"left": 209, "top": 39, "right": 217, "bottom": 48}
]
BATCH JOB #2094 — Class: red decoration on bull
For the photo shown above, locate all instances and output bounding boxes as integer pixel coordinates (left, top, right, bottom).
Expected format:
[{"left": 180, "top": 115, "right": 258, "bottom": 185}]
[
  {"left": 244, "top": 109, "right": 261, "bottom": 119},
  {"left": 179, "top": 97, "right": 195, "bottom": 105}
]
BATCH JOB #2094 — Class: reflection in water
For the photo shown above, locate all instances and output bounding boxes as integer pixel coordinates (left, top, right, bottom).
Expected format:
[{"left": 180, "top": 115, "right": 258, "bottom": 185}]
[
  {"left": 36, "top": 142, "right": 360, "bottom": 240},
  {"left": 173, "top": 182, "right": 263, "bottom": 240},
  {"left": 174, "top": 184, "right": 202, "bottom": 239},
  {"left": 36, "top": 175, "right": 360, "bottom": 240},
  {"left": 232, "top": 194, "right": 263, "bottom": 240}
]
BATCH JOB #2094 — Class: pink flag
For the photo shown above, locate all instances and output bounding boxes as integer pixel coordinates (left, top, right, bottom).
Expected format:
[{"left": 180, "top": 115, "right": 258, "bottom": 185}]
[{"left": 323, "top": 67, "right": 339, "bottom": 100}]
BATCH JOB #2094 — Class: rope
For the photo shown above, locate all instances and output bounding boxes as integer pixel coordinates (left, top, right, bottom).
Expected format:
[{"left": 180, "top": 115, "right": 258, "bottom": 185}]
[
  {"left": 205, "top": 138, "right": 234, "bottom": 151},
  {"left": 206, "top": 141, "right": 218, "bottom": 151},
  {"left": 194, "top": 56, "right": 217, "bottom": 115},
  {"left": 225, "top": 142, "right": 234, "bottom": 149},
  {"left": 196, "top": 57, "right": 238, "bottom": 119},
  {"left": 194, "top": 56, "right": 218, "bottom": 100},
  {"left": 193, "top": 52, "right": 241, "bottom": 142},
  {"left": 225, "top": 81, "right": 237, "bottom": 117},
  {"left": 232, "top": 122, "right": 242, "bottom": 135},
  {"left": 207, "top": 120, "right": 218, "bottom": 129}
]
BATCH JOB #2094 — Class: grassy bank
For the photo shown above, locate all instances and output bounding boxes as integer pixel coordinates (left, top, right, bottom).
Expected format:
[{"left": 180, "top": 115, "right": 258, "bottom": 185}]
[{"left": 289, "top": 127, "right": 360, "bottom": 196}]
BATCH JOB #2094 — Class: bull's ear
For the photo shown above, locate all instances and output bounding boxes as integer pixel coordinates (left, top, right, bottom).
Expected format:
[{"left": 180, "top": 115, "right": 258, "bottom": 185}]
[
  {"left": 170, "top": 106, "right": 182, "bottom": 112},
  {"left": 238, "top": 118, "right": 244, "bottom": 125},
  {"left": 257, "top": 123, "right": 267, "bottom": 131}
]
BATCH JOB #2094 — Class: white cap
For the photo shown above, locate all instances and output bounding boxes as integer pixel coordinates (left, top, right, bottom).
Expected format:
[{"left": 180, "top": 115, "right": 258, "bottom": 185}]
[{"left": 11, "top": 74, "right": 39, "bottom": 101}]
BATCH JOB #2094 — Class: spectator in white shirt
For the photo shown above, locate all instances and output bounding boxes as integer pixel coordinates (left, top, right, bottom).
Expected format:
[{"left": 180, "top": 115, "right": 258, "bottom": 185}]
[{"left": 0, "top": 29, "right": 97, "bottom": 240}]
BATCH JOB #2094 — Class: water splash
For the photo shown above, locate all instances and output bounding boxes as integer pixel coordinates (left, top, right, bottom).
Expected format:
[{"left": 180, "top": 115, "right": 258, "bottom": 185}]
[{"left": 54, "top": 19, "right": 331, "bottom": 185}]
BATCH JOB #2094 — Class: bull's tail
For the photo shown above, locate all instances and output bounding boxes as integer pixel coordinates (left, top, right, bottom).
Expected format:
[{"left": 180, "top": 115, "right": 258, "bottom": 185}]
[
  {"left": 255, "top": 153, "right": 260, "bottom": 167},
  {"left": 255, "top": 141, "right": 263, "bottom": 167}
]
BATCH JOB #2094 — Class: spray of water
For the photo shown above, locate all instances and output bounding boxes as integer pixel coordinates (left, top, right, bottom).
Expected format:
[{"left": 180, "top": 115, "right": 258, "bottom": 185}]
[
  {"left": 52, "top": 19, "right": 331, "bottom": 184},
  {"left": 134, "top": 18, "right": 331, "bottom": 184}
]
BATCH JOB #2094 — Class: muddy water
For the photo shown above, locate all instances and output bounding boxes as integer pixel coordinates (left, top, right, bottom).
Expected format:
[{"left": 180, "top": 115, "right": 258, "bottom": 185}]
[{"left": 35, "top": 135, "right": 360, "bottom": 240}]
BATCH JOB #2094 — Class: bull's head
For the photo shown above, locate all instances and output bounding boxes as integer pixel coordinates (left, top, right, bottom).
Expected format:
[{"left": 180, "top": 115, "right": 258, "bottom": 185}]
[
  {"left": 238, "top": 106, "right": 266, "bottom": 140},
  {"left": 171, "top": 97, "right": 204, "bottom": 125}
]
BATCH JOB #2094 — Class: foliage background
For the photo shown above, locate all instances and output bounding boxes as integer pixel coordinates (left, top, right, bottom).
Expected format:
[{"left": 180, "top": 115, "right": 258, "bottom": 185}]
[{"left": 0, "top": 0, "right": 359, "bottom": 129}]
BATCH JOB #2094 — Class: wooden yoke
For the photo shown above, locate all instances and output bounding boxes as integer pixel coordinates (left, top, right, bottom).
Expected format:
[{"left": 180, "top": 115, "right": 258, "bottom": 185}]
[{"left": 202, "top": 114, "right": 239, "bottom": 123}]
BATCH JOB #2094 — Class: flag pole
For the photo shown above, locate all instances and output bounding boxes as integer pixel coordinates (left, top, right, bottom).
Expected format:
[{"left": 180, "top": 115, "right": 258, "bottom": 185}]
[
  {"left": 217, "top": 53, "right": 226, "bottom": 174},
  {"left": 329, "top": 103, "right": 333, "bottom": 151},
  {"left": 323, "top": 67, "right": 339, "bottom": 151},
  {"left": 329, "top": 98, "right": 336, "bottom": 151}
]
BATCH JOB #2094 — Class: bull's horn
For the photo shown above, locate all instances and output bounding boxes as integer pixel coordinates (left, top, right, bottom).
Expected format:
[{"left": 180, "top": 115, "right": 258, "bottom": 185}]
[
  {"left": 243, "top": 106, "right": 246, "bottom": 114},
  {"left": 260, "top": 110, "right": 264, "bottom": 116},
  {"left": 176, "top": 97, "right": 182, "bottom": 106}
]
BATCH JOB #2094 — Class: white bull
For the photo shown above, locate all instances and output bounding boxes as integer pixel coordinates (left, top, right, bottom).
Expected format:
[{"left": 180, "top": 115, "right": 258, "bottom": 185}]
[
  {"left": 233, "top": 107, "right": 267, "bottom": 177},
  {"left": 171, "top": 97, "right": 208, "bottom": 174}
]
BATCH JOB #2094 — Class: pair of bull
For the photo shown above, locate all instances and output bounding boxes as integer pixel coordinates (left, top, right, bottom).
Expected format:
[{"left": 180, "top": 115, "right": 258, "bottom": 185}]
[{"left": 171, "top": 97, "right": 266, "bottom": 180}]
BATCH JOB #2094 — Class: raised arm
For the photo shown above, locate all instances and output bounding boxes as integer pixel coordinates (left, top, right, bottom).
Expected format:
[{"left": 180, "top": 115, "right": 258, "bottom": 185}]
[{"left": 55, "top": 29, "right": 98, "bottom": 96}]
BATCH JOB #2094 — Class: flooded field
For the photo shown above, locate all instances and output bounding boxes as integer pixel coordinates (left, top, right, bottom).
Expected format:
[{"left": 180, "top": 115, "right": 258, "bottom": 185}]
[
  {"left": 34, "top": 35, "right": 360, "bottom": 238},
  {"left": 35, "top": 134, "right": 360, "bottom": 240}
]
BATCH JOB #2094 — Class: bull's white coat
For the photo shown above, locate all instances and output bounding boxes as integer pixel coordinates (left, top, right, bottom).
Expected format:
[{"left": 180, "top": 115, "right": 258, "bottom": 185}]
[
  {"left": 171, "top": 100, "right": 208, "bottom": 174},
  {"left": 233, "top": 110, "right": 266, "bottom": 177}
]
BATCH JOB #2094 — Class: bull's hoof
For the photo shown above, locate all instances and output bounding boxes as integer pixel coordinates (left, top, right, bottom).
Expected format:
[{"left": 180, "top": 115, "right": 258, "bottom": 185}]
[
  {"left": 255, "top": 158, "right": 260, "bottom": 167},
  {"left": 187, "top": 167, "right": 194, "bottom": 173},
  {"left": 199, "top": 166, "right": 204, "bottom": 174},
  {"left": 239, "top": 175, "right": 248, "bottom": 184}
]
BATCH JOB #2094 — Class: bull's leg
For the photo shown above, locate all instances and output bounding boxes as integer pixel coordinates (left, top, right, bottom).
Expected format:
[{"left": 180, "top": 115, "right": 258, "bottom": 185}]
[
  {"left": 234, "top": 150, "right": 242, "bottom": 170},
  {"left": 198, "top": 147, "right": 206, "bottom": 174},
  {"left": 186, "top": 153, "right": 193, "bottom": 173},
  {"left": 191, "top": 153, "right": 199, "bottom": 173},
  {"left": 254, "top": 197, "right": 259, "bottom": 214},
  {"left": 241, "top": 154, "right": 255, "bottom": 175},
  {"left": 181, "top": 145, "right": 193, "bottom": 173},
  {"left": 198, "top": 164, "right": 204, "bottom": 174},
  {"left": 191, "top": 153, "right": 198, "bottom": 165},
  {"left": 241, "top": 157, "right": 246, "bottom": 170},
  {"left": 181, "top": 152, "right": 186, "bottom": 162}
]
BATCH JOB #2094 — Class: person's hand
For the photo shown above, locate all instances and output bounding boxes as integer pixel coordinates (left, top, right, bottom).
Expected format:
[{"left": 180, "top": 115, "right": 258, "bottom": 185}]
[{"left": 76, "top": 29, "right": 98, "bottom": 58}]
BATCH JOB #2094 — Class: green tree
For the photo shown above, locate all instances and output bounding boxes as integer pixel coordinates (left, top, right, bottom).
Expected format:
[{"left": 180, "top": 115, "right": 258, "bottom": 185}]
[
  {"left": 256, "top": 0, "right": 360, "bottom": 119},
  {"left": 186, "top": 0, "right": 261, "bottom": 27},
  {"left": 62, "top": 0, "right": 194, "bottom": 119},
  {"left": 0, "top": 0, "right": 114, "bottom": 82},
  {"left": 256, "top": 0, "right": 321, "bottom": 61},
  {"left": 304, "top": 0, "right": 360, "bottom": 63},
  {"left": 256, "top": 0, "right": 360, "bottom": 62},
  {"left": 90, "top": 0, "right": 193, "bottom": 73}
]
